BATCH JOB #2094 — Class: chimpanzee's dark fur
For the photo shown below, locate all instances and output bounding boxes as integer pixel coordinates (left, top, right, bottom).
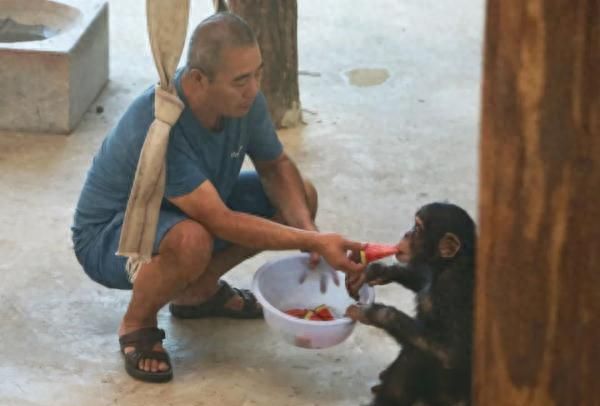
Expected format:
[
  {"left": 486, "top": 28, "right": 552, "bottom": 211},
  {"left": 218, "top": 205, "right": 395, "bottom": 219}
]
[{"left": 347, "top": 202, "right": 476, "bottom": 406}]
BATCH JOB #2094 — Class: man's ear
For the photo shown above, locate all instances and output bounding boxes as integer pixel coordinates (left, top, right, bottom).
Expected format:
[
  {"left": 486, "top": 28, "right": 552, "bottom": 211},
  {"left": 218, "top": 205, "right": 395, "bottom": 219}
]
[
  {"left": 189, "top": 68, "right": 209, "bottom": 88},
  {"left": 438, "top": 233, "right": 461, "bottom": 258}
]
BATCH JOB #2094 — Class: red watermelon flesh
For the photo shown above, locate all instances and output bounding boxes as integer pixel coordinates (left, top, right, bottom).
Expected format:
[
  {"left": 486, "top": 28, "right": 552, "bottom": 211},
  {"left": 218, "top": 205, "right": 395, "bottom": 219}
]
[
  {"left": 314, "top": 304, "right": 335, "bottom": 321},
  {"left": 285, "top": 308, "right": 308, "bottom": 318},
  {"left": 360, "top": 243, "right": 399, "bottom": 264},
  {"left": 284, "top": 304, "right": 336, "bottom": 321}
]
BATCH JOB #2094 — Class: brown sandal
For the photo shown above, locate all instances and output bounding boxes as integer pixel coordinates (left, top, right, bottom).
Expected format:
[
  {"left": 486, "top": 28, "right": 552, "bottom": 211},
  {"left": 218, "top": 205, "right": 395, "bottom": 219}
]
[
  {"left": 119, "top": 327, "right": 173, "bottom": 383},
  {"left": 169, "top": 280, "right": 263, "bottom": 319}
]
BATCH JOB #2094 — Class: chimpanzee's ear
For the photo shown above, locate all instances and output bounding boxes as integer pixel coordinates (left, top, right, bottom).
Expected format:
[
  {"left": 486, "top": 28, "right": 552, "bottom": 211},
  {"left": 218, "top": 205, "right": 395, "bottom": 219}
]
[{"left": 438, "top": 233, "right": 461, "bottom": 258}]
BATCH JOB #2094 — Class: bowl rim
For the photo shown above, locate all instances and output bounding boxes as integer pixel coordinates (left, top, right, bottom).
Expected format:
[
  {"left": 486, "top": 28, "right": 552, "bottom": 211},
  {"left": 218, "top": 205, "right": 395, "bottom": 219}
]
[{"left": 252, "top": 252, "right": 375, "bottom": 327}]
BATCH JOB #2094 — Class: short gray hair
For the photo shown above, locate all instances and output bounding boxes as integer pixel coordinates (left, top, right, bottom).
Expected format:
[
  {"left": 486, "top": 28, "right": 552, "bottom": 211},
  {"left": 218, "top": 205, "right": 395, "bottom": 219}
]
[{"left": 186, "top": 12, "right": 257, "bottom": 80}]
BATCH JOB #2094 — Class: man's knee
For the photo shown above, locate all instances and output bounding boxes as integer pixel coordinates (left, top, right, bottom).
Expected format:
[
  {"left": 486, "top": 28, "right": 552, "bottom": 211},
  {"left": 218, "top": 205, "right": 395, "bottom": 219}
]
[
  {"left": 303, "top": 179, "right": 318, "bottom": 220},
  {"left": 160, "top": 220, "right": 213, "bottom": 280}
]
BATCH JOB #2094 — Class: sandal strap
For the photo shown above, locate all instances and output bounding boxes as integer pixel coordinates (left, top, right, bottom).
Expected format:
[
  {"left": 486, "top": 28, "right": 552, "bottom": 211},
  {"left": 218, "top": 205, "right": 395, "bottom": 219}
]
[
  {"left": 232, "top": 287, "right": 258, "bottom": 313},
  {"left": 216, "top": 282, "right": 260, "bottom": 314},
  {"left": 169, "top": 279, "right": 262, "bottom": 319},
  {"left": 119, "top": 327, "right": 166, "bottom": 351},
  {"left": 204, "top": 280, "right": 237, "bottom": 310},
  {"left": 125, "top": 348, "right": 171, "bottom": 365}
]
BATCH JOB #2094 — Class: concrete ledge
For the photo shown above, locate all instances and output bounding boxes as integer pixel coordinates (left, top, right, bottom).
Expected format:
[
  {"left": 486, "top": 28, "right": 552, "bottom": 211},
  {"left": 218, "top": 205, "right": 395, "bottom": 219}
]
[{"left": 0, "top": 0, "right": 109, "bottom": 134}]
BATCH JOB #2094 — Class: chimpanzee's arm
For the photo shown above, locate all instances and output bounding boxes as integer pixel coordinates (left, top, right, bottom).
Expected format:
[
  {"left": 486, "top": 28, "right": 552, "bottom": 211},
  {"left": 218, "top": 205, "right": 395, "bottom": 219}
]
[
  {"left": 361, "top": 303, "right": 451, "bottom": 367},
  {"left": 366, "top": 262, "right": 429, "bottom": 292}
]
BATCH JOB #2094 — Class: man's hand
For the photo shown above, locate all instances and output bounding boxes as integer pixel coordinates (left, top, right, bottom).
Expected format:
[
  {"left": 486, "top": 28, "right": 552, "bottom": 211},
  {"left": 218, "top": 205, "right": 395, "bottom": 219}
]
[
  {"left": 299, "top": 221, "right": 321, "bottom": 269},
  {"left": 308, "top": 251, "right": 321, "bottom": 269},
  {"left": 299, "top": 249, "right": 337, "bottom": 293},
  {"left": 297, "top": 221, "right": 333, "bottom": 291},
  {"left": 313, "top": 233, "right": 366, "bottom": 274},
  {"left": 300, "top": 232, "right": 364, "bottom": 292}
]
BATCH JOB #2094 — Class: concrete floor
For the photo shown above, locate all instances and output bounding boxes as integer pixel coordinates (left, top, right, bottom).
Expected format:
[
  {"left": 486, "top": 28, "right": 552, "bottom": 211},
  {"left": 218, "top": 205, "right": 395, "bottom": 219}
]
[{"left": 0, "top": 1, "right": 483, "bottom": 405}]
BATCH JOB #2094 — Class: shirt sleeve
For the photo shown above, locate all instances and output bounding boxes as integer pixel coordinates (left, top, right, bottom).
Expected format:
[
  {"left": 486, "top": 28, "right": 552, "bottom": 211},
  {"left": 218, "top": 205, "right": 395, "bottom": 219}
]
[
  {"left": 246, "top": 92, "right": 283, "bottom": 162},
  {"left": 164, "top": 125, "right": 208, "bottom": 198}
]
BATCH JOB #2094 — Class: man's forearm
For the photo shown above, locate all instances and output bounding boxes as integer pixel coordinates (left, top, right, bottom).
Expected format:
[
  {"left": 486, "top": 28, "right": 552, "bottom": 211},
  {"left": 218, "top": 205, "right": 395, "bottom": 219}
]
[
  {"left": 258, "top": 156, "right": 315, "bottom": 230},
  {"left": 168, "top": 176, "right": 363, "bottom": 273},
  {"left": 208, "top": 209, "right": 319, "bottom": 252}
]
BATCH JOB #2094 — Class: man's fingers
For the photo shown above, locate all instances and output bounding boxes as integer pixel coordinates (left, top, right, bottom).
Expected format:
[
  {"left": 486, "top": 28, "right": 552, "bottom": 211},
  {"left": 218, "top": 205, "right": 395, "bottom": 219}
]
[
  {"left": 298, "top": 269, "right": 308, "bottom": 284},
  {"left": 347, "top": 250, "right": 361, "bottom": 264},
  {"left": 330, "top": 269, "right": 340, "bottom": 286},
  {"left": 309, "top": 252, "right": 321, "bottom": 269},
  {"left": 320, "top": 272, "right": 327, "bottom": 293},
  {"left": 344, "top": 240, "right": 367, "bottom": 253}
]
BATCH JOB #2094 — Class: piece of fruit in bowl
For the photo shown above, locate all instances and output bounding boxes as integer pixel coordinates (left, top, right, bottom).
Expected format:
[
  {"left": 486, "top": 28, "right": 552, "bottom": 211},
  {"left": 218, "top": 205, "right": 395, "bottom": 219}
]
[{"left": 284, "top": 304, "right": 336, "bottom": 321}]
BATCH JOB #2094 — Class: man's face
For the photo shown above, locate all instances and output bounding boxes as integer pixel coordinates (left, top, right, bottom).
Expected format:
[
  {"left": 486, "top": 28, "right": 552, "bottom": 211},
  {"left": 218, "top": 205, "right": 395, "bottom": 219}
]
[{"left": 206, "top": 45, "right": 263, "bottom": 117}]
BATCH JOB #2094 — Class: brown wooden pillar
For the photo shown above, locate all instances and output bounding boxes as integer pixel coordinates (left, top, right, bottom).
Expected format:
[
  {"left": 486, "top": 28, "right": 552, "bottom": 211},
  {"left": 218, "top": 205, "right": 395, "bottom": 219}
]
[
  {"left": 228, "top": 0, "right": 302, "bottom": 128},
  {"left": 475, "top": 0, "right": 599, "bottom": 405}
]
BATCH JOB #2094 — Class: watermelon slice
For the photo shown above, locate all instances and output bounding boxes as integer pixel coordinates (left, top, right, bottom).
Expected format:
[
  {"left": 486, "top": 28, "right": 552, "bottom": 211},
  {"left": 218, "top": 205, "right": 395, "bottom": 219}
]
[
  {"left": 314, "top": 304, "right": 335, "bottom": 321},
  {"left": 360, "top": 243, "right": 399, "bottom": 264},
  {"left": 285, "top": 308, "right": 308, "bottom": 318},
  {"left": 303, "top": 310, "right": 322, "bottom": 321},
  {"left": 285, "top": 305, "right": 336, "bottom": 321}
]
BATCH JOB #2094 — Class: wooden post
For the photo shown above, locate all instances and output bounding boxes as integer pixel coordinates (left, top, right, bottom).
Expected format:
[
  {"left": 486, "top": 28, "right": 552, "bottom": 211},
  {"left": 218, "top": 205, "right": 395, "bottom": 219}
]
[
  {"left": 475, "top": 0, "right": 599, "bottom": 405},
  {"left": 228, "top": 0, "right": 302, "bottom": 128}
]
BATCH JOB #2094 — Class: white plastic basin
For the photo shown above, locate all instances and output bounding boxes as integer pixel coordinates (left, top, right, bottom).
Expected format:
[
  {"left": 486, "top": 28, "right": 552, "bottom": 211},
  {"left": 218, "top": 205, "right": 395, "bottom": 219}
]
[{"left": 252, "top": 253, "right": 375, "bottom": 349}]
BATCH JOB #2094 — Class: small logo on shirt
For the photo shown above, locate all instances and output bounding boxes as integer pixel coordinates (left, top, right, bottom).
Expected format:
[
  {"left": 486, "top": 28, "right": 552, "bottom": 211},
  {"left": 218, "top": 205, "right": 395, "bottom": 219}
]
[{"left": 230, "top": 145, "right": 243, "bottom": 158}]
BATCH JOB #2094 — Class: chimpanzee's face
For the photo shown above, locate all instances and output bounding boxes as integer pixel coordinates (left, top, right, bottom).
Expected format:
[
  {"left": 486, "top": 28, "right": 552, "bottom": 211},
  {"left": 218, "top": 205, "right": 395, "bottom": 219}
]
[
  {"left": 395, "top": 216, "right": 426, "bottom": 263},
  {"left": 395, "top": 203, "right": 471, "bottom": 264}
]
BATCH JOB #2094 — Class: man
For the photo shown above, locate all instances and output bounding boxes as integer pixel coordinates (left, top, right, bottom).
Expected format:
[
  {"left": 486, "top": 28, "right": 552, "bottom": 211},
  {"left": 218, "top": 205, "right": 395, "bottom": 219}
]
[{"left": 72, "top": 11, "right": 364, "bottom": 382}]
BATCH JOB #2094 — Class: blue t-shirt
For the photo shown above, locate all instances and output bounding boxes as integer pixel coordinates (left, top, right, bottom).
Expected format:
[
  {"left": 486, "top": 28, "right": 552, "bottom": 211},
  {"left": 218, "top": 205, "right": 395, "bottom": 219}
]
[{"left": 72, "top": 71, "right": 283, "bottom": 251}]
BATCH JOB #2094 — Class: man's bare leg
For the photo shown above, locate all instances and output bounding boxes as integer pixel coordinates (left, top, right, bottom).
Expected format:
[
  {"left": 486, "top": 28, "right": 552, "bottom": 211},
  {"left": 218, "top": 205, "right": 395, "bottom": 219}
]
[
  {"left": 119, "top": 179, "right": 318, "bottom": 373},
  {"left": 170, "top": 243, "right": 261, "bottom": 307},
  {"left": 119, "top": 220, "right": 214, "bottom": 373},
  {"left": 172, "top": 179, "right": 318, "bottom": 309}
]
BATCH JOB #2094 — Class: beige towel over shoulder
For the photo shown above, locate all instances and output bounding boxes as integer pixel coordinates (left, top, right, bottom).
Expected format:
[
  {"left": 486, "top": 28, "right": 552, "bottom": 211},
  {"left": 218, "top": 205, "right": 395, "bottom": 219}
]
[{"left": 117, "top": 0, "right": 190, "bottom": 281}]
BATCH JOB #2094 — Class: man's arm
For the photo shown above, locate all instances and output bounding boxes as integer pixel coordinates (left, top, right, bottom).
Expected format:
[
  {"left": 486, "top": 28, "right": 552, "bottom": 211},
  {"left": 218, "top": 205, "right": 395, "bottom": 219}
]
[
  {"left": 253, "top": 152, "right": 316, "bottom": 232},
  {"left": 168, "top": 180, "right": 364, "bottom": 273}
]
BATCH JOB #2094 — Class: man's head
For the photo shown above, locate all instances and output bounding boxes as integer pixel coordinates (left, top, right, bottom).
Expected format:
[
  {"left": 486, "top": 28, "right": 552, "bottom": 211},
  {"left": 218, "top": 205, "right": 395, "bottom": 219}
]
[{"left": 183, "top": 12, "right": 263, "bottom": 119}]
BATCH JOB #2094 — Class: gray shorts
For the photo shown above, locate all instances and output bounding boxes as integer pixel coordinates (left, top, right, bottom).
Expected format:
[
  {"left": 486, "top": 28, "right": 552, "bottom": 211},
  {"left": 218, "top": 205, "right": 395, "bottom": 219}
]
[{"left": 74, "top": 171, "right": 276, "bottom": 290}]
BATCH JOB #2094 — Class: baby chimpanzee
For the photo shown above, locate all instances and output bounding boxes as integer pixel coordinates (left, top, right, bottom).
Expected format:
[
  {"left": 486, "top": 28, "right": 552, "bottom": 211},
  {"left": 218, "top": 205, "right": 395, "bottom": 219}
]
[{"left": 346, "top": 202, "right": 476, "bottom": 406}]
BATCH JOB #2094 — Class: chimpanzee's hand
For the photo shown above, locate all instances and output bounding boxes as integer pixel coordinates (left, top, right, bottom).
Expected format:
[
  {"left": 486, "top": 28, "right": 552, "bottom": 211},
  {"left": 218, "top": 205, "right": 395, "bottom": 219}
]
[
  {"left": 345, "top": 271, "right": 366, "bottom": 300},
  {"left": 345, "top": 262, "right": 398, "bottom": 299},
  {"left": 364, "top": 262, "right": 396, "bottom": 286},
  {"left": 345, "top": 303, "right": 373, "bottom": 325}
]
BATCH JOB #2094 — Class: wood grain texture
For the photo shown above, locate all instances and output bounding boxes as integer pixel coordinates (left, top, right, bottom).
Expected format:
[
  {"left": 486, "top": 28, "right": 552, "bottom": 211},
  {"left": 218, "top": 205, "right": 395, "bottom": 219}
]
[
  {"left": 229, "top": 0, "right": 302, "bottom": 128},
  {"left": 475, "top": 0, "right": 599, "bottom": 405}
]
